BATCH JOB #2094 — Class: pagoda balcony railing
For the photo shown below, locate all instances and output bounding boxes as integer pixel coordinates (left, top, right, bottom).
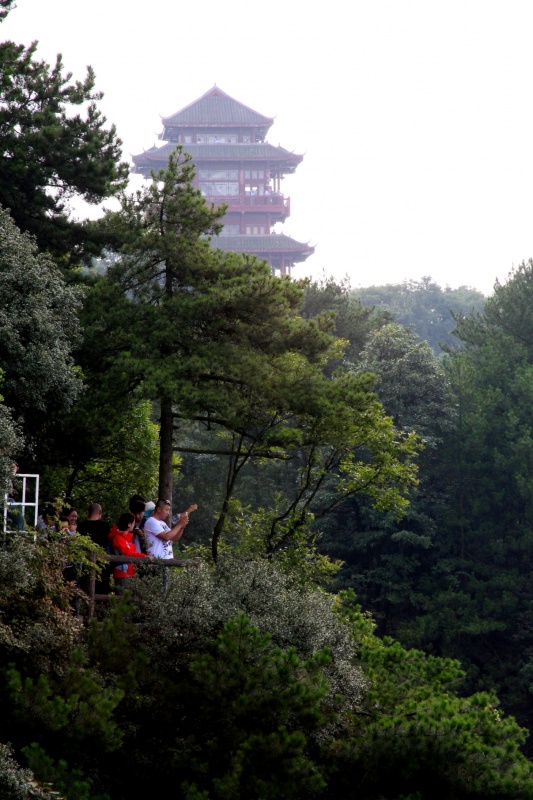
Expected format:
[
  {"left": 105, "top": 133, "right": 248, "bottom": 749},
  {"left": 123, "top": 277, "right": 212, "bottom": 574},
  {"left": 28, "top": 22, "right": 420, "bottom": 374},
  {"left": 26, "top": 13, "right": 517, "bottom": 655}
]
[{"left": 210, "top": 194, "right": 290, "bottom": 215}]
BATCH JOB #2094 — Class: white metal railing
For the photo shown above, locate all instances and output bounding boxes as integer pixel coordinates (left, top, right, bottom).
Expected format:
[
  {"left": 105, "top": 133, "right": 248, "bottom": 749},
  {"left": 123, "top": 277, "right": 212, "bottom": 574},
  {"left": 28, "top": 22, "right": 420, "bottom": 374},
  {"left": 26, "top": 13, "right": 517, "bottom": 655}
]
[{"left": 3, "top": 473, "right": 40, "bottom": 531}]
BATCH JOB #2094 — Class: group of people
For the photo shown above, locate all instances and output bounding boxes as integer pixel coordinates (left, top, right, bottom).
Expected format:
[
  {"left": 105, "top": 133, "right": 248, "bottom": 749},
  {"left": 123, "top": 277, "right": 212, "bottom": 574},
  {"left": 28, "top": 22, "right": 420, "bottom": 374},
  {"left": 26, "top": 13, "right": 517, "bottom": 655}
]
[{"left": 40, "top": 495, "right": 197, "bottom": 593}]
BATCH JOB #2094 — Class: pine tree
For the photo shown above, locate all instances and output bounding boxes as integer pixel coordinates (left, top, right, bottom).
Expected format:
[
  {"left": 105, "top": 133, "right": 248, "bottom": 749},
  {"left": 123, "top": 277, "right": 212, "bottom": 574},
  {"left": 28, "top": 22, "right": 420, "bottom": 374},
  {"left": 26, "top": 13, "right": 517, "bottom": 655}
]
[{"left": 0, "top": 8, "right": 128, "bottom": 261}]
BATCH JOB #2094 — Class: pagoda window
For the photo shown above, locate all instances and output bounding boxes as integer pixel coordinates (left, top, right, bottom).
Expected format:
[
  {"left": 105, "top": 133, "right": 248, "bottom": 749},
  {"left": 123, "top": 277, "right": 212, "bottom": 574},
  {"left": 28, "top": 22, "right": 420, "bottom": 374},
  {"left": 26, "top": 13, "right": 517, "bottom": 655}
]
[
  {"left": 207, "top": 134, "right": 238, "bottom": 144},
  {"left": 183, "top": 135, "right": 193, "bottom": 144},
  {"left": 199, "top": 169, "right": 238, "bottom": 180},
  {"left": 245, "top": 225, "right": 266, "bottom": 234},
  {"left": 221, "top": 224, "right": 240, "bottom": 235},
  {"left": 244, "top": 170, "right": 265, "bottom": 179},
  {"left": 197, "top": 134, "right": 207, "bottom": 143},
  {"left": 199, "top": 181, "right": 238, "bottom": 196},
  {"left": 242, "top": 134, "right": 252, "bottom": 143},
  {"left": 245, "top": 183, "right": 265, "bottom": 196}
]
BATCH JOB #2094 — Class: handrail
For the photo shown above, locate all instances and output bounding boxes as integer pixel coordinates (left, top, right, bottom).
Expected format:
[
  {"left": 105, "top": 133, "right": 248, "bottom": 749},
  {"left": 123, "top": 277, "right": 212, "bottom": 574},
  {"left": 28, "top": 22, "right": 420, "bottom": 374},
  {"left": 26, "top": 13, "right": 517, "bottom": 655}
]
[
  {"left": 105, "top": 553, "right": 200, "bottom": 568},
  {"left": 86, "top": 552, "right": 201, "bottom": 617}
]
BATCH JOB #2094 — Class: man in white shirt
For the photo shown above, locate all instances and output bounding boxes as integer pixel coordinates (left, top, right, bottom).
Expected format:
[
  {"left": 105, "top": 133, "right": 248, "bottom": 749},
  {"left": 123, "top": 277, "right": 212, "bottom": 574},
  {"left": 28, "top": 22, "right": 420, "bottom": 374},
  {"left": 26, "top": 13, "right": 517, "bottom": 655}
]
[{"left": 143, "top": 499, "right": 196, "bottom": 560}]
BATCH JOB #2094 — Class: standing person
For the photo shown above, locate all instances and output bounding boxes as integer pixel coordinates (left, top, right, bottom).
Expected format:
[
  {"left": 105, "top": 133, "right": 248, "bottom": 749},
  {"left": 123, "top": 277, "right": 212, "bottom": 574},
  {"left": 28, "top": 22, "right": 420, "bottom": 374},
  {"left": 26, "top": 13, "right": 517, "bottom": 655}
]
[
  {"left": 78, "top": 503, "right": 110, "bottom": 548},
  {"left": 78, "top": 503, "right": 112, "bottom": 593},
  {"left": 108, "top": 512, "right": 151, "bottom": 593},
  {"left": 128, "top": 495, "right": 147, "bottom": 552},
  {"left": 143, "top": 499, "right": 197, "bottom": 560}
]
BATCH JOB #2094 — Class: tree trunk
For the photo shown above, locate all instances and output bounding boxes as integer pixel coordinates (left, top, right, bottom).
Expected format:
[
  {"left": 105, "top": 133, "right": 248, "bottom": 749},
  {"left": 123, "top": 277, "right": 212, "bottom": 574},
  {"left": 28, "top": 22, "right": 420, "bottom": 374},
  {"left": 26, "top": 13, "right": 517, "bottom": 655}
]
[
  {"left": 159, "top": 396, "right": 174, "bottom": 507},
  {"left": 211, "top": 436, "right": 246, "bottom": 562}
]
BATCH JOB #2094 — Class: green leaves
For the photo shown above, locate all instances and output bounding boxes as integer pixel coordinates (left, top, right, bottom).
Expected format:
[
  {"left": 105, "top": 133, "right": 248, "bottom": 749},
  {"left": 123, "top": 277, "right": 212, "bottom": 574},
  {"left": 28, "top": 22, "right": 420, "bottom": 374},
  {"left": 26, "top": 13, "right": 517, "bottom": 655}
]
[
  {"left": 328, "top": 595, "right": 533, "bottom": 799},
  {"left": 180, "top": 615, "right": 329, "bottom": 799},
  {"left": 0, "top": 37, "right": 128, "bottom": 260},
  {"left": 91, "top": 151, "right": 420, "bottom": 556},
  {"left": 1, "top": 526, "right": 533, "bottom": 799},
  {"left": 0, "top": 742, "right": 55, "bottom": 800},
  {"left": 0, "top": 207, "right": 82, "bottom": 449}
]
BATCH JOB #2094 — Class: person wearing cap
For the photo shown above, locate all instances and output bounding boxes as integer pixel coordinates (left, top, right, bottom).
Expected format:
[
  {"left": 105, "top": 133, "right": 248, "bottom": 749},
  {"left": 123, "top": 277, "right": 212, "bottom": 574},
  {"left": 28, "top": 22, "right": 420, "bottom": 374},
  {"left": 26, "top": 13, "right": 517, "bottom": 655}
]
[
  {"left": 143, "top": 498, "right": 197, "bottom": 561},
  {"left": 141, "top": 500, "right": 156, "bottom": 529}
]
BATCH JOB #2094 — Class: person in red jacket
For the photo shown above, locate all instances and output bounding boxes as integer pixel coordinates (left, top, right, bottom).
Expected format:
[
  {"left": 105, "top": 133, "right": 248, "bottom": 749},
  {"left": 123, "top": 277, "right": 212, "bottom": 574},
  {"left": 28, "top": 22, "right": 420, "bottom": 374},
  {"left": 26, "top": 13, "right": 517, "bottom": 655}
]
[{"left": 109, "top": 511, "right": 152, "bottom": 593}]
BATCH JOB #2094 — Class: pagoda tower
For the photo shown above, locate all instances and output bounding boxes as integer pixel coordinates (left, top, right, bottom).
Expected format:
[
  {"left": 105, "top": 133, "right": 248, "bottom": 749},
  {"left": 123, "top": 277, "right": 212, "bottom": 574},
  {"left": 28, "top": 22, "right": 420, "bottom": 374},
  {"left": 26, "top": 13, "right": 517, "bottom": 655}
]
[{"left": 132, "top": 87, "right": 314, "bottom": 275}]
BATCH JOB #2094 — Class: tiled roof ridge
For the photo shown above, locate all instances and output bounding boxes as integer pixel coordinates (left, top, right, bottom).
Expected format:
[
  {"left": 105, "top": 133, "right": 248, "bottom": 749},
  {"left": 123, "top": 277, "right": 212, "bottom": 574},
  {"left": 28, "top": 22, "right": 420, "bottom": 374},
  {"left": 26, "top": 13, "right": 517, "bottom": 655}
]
[{"left": 161, "top": 86, "right": 274, "bottom": 127}]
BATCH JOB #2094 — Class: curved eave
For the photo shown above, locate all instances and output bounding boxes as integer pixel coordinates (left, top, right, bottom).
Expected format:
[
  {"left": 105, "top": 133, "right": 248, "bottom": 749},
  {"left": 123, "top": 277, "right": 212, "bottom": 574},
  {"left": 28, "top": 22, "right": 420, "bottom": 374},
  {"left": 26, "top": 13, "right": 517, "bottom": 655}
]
[
  {"left": 132, "top": 143, "right": 303, "bottom": 174},
  {"left": 212, "top": 234, "right": 314, "bottom": 263}
]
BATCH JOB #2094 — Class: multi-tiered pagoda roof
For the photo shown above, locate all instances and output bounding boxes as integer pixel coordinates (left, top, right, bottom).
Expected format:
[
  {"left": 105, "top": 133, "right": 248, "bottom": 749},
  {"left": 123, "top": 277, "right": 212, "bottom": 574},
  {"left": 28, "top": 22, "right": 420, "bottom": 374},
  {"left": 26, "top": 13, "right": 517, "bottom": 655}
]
[{"left": 131, "top": 87, "right": 313, "bottom": 275}]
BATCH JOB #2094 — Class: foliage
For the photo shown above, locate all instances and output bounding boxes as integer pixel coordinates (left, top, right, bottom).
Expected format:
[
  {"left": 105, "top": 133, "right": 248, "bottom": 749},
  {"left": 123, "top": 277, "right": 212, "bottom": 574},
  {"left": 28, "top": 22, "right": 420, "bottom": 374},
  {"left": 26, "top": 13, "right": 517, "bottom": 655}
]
[
  {"left": 300, "top": 273, "right": 389, "bottom": 368},
  {"left": 123, "top": 552, "right": 365, "bottom": 708},
  {"left": 181, "top": 366, "right": 420, "bottom": 560},
  {"left": 97, "top": 148, "right": 335, "bottom": 501},
  {"left": 80, "top": 552, "right": 366, "bottom": 798},
  {"left": 337, "top": 260, "right": 533, "bottom": 745},
  {"left": 88, "top": 151, "right": 418, "bottom": 559},
  {"left": 0, "top": 20, "right": 128, "bottom": 261},
  {"left": 2, "top": 12, "right": 533, "bottom": 790},
  {"left": 215, "top": 498, "right": 343, "bottom": 587},
  {"left": 330, "top": 593, "right": 533, "bottom": 799},
  {"left": 358, "top": 322, "right": 453, "bottom": 438},
  {"left": 318, "top": 323, "right": 452, "bottom": 632},
  {"left": 0, "top": 533, "right": 121, "bottom": 799},
  {"left": 355, "top": 276, "right": 486, "bottom": 353},
  {"left": 0, "top": 368, "right": 22, "bottom": 482},
  {"left": 0, "top": 207, "right": 82, "bottom": 451},
  {"left": 21, "top": 744, "right": 102, "bottom": 800},
  {"left": 1, "top": 528, "right": 533, "bottom": 798},
  {"left": 6, "top": 539, "right": 533, "bottom": 798},
  {"left": 0, "top": 742, "right": 55, "bottom": 800},
  {"left": 37, "top": 399, "right": 159, "bottom": 519},
  {"left": 178, "top": 615, "right": 330, "bottom": 799},
  {"left": 0, "top": 1, "right": 15, "bottom": 24},
  {"left": 0, "top": 531, "right": 109, "bottom": 666}
]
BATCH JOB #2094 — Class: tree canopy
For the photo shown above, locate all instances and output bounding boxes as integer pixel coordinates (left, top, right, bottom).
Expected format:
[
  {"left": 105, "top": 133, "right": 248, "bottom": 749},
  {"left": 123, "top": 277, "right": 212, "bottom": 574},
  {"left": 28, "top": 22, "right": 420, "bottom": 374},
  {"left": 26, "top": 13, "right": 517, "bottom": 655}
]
[
  {"left": 84, "top": 151, "right": 419, "bottom": 558},
  {"left": 0, "top": 206, "right": 82, "bottom": 450},
  {"left": 0, "top": 13, "right": 128, "bottom": 261},
  {"left": 355, "top": 276, "right": 486, "bottom": 353},
  {"left": 2, "top": 537, "right": 533, "bottom": 799}
]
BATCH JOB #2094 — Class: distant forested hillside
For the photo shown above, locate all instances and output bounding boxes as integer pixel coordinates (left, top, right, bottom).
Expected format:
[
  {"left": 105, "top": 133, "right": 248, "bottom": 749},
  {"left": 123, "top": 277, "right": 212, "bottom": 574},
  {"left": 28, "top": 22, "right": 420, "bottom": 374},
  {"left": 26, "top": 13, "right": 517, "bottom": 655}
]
[{"left": 354, "top": 276, "right": 486, "bottom": 353}]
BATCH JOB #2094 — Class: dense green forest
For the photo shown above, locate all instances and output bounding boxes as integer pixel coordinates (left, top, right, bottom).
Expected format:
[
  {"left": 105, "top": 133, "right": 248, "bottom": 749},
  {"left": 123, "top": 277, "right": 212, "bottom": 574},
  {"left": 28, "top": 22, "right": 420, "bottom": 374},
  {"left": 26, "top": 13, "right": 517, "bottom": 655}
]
[
  {"left": 354, "top": 277, "right": 486, "bottom": 354},
  {"left": 3, "top": 2, "right": 533, "bottom": 797}
]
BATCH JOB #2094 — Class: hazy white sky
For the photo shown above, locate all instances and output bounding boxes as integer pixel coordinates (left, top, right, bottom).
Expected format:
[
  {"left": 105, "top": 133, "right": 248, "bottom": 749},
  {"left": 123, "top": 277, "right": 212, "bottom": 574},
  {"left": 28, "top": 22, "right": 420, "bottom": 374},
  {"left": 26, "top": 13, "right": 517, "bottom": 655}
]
[{"left": 4, "top": 0, "right": 533, "bottom": 295}]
